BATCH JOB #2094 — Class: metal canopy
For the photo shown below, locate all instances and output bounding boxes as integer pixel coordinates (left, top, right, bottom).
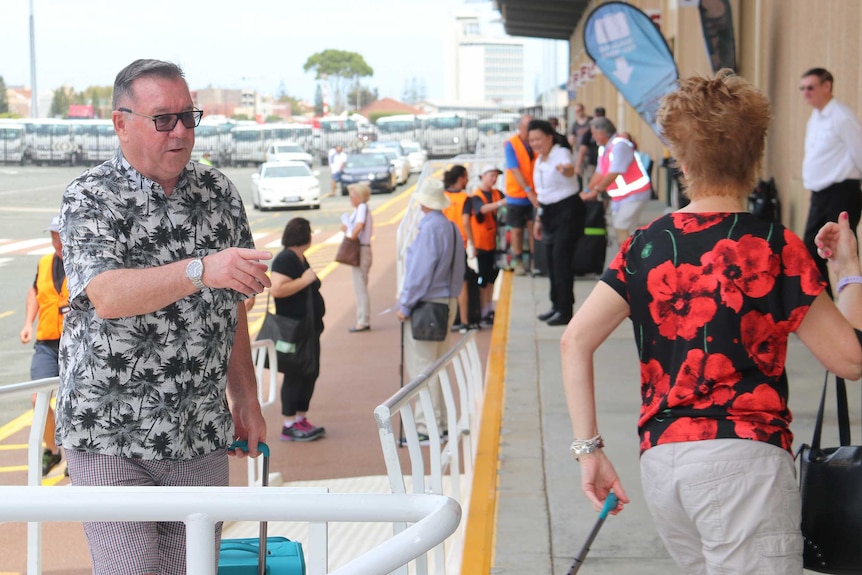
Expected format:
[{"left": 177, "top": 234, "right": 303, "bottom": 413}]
[{"left": 494, "top": 0, "right": 589, "bottom": 40}]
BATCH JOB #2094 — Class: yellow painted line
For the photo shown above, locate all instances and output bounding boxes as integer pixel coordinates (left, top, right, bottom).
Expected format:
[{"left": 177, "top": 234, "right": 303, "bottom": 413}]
[
  {"left": 0, "top": 465, "right": 28, "bottom": 472},
  {"left": 384, "top": 207, "right": 408, "bottom": 226},
  {"left": 0, "top": 444, "right": 28, "bottom": 451},
  {"left": 0, "top": 311, "right": 14, "bottom": 319},
  {"left": 461, "top": 271, "right": 511, "bottom": 574},
  {"left": 0, "top": 410, "right": 34, "bottom": 442}
]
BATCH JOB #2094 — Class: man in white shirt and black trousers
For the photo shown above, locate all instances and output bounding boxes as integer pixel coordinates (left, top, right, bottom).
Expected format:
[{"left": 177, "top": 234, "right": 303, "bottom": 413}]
[{"left": 801, "top": 67, "right": 862, "bottom": 295}]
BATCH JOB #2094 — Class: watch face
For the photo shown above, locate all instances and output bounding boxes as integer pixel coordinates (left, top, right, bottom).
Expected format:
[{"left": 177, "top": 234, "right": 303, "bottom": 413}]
[{"left": 187, "top": 259, "right": 203, "bottom": 278}]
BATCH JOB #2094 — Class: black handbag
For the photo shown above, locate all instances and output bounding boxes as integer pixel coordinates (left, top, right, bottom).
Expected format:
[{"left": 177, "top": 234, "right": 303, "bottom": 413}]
[
  {"left": 409, "top": 223, "right": 458, "bottom": 342},
  {"left": 257, "top": 291, "right": 318, "bottom": 378},
  {"left": 797, "top": 372, "right": 862, "bottom": 574},
  {"left": 410, "top": 301, "right": 450, "bottom": 342}
]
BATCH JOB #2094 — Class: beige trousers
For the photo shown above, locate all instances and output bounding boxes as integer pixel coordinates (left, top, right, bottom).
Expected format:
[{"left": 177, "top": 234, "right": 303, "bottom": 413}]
[
  {"left": 403, "top": 296, "right": 457, "bottom": 435},
  {"left": 352, "top": 245, "right": 372, "bottom": 327}
]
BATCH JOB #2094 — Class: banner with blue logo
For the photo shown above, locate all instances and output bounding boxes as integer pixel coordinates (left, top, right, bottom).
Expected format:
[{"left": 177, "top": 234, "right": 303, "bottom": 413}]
[{"left": 583, "top": 1, "right": 679, "bottom": 142}]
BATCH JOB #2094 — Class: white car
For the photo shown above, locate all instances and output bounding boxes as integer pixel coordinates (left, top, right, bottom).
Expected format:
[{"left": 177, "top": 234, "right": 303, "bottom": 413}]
[
  {"left": 251, "top": 161, "right": 321, "bottom": 210},
  {"left": 264, "top": 141, "right": 313, "bottom": 167},
  {"left": 363, "top": 147, "right": 409, "bottom": 185},
  {"left": 400, "top": 141, "right": 428, "bottom": 174}
]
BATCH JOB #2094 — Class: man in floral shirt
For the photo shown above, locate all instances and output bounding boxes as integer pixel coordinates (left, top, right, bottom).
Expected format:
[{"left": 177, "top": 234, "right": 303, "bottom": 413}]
[{"left": 57, "top": 59, "right": 272, "bottom": 575}]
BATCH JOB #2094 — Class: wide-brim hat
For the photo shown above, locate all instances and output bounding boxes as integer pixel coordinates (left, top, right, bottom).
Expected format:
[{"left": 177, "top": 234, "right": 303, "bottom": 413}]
[
  {"left": 45, "top": 215, "right": 61, "bottom": 233},
  {"left": 414, "top": 178, "right": 449, "bottom": 210},
  {"left": 480, "top": 164, "right": 503, "bottom": 176}
]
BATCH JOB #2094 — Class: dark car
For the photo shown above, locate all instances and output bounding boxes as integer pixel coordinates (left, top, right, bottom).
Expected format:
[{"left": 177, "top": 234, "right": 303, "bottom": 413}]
[{"left": 339, "top": 152, "right": 396, "bottom": 196}]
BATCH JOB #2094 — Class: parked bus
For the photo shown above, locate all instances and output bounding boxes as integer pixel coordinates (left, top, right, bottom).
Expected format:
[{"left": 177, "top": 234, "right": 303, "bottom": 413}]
[
  {"left": 318, "top": 116, "right": 358, "bottom": 163},
  {"left": 24, "top": 119, "right": 79, "bottom": 165},
  {"left": 0, "top": 120, "right": 26, "bottom": 164},
  {"left": 192, "top": 120, "right": 233, "bottom": 165},
  {"left": 376, "top": 114, "right": 420, "bottom": 143},
  {"left": 71, "top": 119, "right": 118, "bottom": 164},
  {"left": 420, "top": 112, "right": 479, "bottom": 157}
]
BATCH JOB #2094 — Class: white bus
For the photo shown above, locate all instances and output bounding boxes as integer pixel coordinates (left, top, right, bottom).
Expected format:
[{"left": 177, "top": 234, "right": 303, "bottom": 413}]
[
  {"left": 24, "top": 119, "right": 80, "bottom": 165},
  {"left": 71, "top": 119, "right": 118, "bottom": 164},
  {"left": 0, "top": 120, "right": 26, "bottom": 164},
  {"left": 421, "top": 112, "right": 479, "bottom": 157},
  {"left": 318, "top": 116, "right": 358, "bottom": 163},
  {"left": 192, "top": 120, "right": 233, "bottom": 165},
  {"left": 376, "top": 114, "right": 420, "bottom": 143}
]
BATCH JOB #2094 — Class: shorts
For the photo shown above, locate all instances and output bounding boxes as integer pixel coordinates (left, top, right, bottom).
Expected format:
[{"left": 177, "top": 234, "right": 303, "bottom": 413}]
[
  {"left": 31, "top": 340, "right": 60, "bottom": 379},
  {"left": 331, "top": 172, "right": 342, "bottom": 182},
  {"left": 65, "top": 449, "right": 229, "bottom": 575},
  {"left": 476, "top": 250, "right": 499, "bottom": 287},
  {"left": 506, "top": 203, "right": 534, "bottom": 228},
  {"left": 611, "top": 191, "right": 650, "bottom": 233}
]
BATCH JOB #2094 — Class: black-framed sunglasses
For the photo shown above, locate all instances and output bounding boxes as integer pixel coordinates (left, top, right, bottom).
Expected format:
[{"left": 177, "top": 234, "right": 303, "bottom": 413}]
[{"left": 117, "top": 107, "right": 203, "bottom": 132}]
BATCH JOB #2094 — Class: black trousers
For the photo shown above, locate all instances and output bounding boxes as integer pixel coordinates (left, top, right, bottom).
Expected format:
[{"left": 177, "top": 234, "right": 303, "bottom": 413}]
[
  {"left": 540, "top": 194, "right": 586, "bottom": 317},
  {"left": 280, "top": 335, "right": 321, "bottom": 416},
  {"left": 802, "top": 179, "right": 862, "bottom": 296}
]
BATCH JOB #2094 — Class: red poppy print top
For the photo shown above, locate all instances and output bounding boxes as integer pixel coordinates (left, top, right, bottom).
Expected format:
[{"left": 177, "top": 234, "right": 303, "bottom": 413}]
[{"left": 601, "top": 212, "right": 826, "bottom": 454}]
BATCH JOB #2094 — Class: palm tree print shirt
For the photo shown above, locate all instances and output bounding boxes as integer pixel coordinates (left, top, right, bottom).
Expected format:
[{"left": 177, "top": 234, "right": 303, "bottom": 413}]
[
  {"left": 602, "top": 212, "right": 825, "bottom": 455},
  {"left": 56, "top": 151, "right": 254, "bottom": 460}
]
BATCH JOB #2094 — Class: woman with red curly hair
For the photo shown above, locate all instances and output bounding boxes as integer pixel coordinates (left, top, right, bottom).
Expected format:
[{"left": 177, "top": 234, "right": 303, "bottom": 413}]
[{"left": 560, "top": 69, "right": 862, "bottom": 574}]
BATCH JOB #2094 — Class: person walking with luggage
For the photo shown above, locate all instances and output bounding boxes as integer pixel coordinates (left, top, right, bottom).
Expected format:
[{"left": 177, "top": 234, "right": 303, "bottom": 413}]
[
  {"left": 528, "top": 119, "right": 585, "bottom": 327},
  {"left": 503, "top": 114, "right": 537, "bottom": 276},
  {"left": 800, "top": 67, "right": 862, "bottom": 295},
  {"left": 397, "top": 179, "right": 466, "bottom": 443},
  {"left": 464, "top": 165, "right": 506, "bottom": 326},
  {"left": 561, "top": 69, "right": 862, "bottom": 575},
  {"left": 270, "top": 217, "right": 327, "bottom": 441},
  {"left": 584, "top": 116, "right": 652, "bottom": 246},
  {"left": 57, "top": 59, "right": 272, "bottom": 575},
  {"left": 342, "top": 182, "right": 373, "bottom": 333},
  {"left": 441, "top": 165, "right": 478, "bottom": 332},
  {"left": 19, "top": 215, "right": 67, "bottom": 476}
]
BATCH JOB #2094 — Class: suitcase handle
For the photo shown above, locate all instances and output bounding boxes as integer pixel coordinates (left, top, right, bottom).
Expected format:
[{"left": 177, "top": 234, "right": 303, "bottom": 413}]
[{"left": 227, "top": 439, "right": 271, "bottom": 575}]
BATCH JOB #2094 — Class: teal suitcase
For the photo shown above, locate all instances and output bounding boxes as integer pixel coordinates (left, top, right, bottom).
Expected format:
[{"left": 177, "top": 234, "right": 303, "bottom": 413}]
[{"left": 218, "top": 441, "right": 307, "bottom": 575}]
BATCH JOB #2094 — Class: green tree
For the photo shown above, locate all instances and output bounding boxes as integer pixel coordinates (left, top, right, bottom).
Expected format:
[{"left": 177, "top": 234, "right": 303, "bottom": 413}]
[
  {"left": 348, "top": 83, "right": 378, "bottom": 111},
  {"left": 277, "top": 93, "right": 304, "bottom": 115},
  {"left": 76, "top": 85, "right": 113, "bottom": 119},
  {"left": 0, "top": 76, "right": 9, "bottom": 114},
  {"left": 49, "top": 86, "right": 74, "bottom": 118},
  {"left": 231, "top": 113, "right": 251, "bottom": 122},
  {"left": 303, "top": 49, "right": 373, "bottom": 114}
]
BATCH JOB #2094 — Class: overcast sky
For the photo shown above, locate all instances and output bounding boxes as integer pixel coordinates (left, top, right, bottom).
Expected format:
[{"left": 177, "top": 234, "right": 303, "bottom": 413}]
[{"left": 0, "top": 0, "right": 567, "bottom": 105}]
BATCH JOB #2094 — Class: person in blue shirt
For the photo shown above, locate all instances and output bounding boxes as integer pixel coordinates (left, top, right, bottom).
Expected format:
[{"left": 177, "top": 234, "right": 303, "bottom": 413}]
[{"left": 398, "top": 178, "right": 466, "bottom": 442}]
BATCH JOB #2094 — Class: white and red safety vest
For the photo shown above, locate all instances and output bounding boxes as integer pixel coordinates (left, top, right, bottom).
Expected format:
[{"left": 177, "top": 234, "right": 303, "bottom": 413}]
[{"left": 598, "top": 136, "right": 651, "bottom": 201}]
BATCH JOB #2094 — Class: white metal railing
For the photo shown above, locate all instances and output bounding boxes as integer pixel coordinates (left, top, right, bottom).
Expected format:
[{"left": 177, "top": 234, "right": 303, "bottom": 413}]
[
  {"left": 0, "top": 486, "right": 461, "bottom": 575},
  {"left": 373, "top": 331, "right": 484, "bottom": 575}
]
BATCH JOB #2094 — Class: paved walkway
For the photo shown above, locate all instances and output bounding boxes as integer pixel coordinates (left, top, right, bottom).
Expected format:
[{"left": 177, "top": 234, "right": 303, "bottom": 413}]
[{"left": 491, "top": 200, "right": 846, "bottom": 574}]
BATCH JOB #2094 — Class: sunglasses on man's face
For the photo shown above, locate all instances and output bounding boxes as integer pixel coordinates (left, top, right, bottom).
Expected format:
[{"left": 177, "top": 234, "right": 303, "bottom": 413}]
[{"left": 118, "top": 108, "right": 203, "bottom": 132}]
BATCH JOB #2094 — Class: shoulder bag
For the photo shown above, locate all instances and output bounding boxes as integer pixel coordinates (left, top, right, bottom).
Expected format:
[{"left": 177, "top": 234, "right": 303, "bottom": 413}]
[
  {"left": 797, "top": 372, "right": 862, "bottom": 574},
  {"left": 335, "top": 236, "right": 360, "bottom": 267},
  {"left": 256, "top": 290, "right": 317, "bottom": 378},
  {"left": 411, "top": 223, "right": 457, "bottom": 342}
]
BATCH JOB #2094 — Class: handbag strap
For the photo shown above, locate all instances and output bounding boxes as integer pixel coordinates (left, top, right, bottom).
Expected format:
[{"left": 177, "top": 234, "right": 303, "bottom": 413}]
[{"left": 811, "top": 371, "right": 852, "bottom": 450}]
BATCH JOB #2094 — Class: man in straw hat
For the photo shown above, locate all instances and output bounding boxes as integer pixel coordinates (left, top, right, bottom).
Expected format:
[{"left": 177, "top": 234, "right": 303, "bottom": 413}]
[{"left": 397, "top": 178, "right": 466, "bottom": 443}]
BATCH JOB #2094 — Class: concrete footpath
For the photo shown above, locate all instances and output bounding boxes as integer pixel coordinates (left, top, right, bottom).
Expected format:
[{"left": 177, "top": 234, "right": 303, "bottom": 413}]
[{"left": 491, "top": 200, "right": 854, "bottom": 574}]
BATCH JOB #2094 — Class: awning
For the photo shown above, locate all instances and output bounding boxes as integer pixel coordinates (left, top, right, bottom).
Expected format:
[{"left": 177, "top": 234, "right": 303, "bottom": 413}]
[{"left": 494, "top": 0, "right": 589, "bottom": 40}]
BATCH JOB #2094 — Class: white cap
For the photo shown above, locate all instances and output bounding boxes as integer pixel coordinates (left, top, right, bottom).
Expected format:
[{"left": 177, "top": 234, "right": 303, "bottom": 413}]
[
  {"left": 480, "top": 164, "right": 503, "bottom": 176},
  {"left": 46, "top": 215, "right": 61, "bottom": 233}
]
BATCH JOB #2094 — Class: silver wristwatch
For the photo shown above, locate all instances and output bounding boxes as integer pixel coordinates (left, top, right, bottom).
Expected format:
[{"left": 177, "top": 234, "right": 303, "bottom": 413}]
[{"left": 185, "top": 258, "right": 206, "bottom": 290}]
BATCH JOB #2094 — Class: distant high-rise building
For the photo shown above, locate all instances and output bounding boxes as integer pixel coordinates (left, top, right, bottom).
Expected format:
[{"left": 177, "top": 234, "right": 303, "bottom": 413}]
[{"left": 444, "top": 11, "right": 524, "bottom": 109}]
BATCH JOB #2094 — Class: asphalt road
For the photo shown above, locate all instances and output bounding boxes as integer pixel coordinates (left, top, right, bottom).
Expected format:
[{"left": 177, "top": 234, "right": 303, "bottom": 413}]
[{"left": 0, "top": 162, "right": 418, "bottom": 424}]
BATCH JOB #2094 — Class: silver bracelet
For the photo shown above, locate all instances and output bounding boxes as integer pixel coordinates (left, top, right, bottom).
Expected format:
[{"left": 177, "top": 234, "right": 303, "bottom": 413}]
[{"left": 570, "top": 433, "right": 604, "bottom": 460}]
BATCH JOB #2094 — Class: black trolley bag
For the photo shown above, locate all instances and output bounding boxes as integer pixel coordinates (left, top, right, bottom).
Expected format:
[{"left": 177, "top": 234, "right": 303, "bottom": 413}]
[
  {"left": 797, "top": 373, "right": 862, "bottom": 574},
  {"left": 573, "top": 200, "right": 608, "bottom": 276},
  {"left": 219, "top": 441, "right": 307, "bottom": 575}
]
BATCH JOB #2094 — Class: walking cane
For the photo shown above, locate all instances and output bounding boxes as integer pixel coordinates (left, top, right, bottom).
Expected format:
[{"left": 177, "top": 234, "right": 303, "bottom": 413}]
[{"left": 567, "top": 492, "right": 619, "bottom": 574}]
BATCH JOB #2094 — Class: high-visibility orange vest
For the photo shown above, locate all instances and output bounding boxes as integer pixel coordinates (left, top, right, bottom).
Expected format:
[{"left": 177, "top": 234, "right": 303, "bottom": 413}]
[
  {"left": 468, "top": 187, "right": 503, "bottom": 251},
  {"left": 443, "top": 190, "right": 469, "bottom": 242},
  {"left": 35, "top": 254, "right": 68, "bottom": 341},
  {"left": 598, "top": 136, "right": 651, "bottom": 201},
  {"left": 505, "top": 135, "right": 534, "bottom": 199}
]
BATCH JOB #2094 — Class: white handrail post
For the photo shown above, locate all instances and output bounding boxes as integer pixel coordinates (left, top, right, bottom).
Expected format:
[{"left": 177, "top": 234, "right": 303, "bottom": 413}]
[
  {"left": 28, "top": 387, "right": 53, "bottom": 575},
  {"left": 185, "top": 513, "right": 216, "bottom": 575}
]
